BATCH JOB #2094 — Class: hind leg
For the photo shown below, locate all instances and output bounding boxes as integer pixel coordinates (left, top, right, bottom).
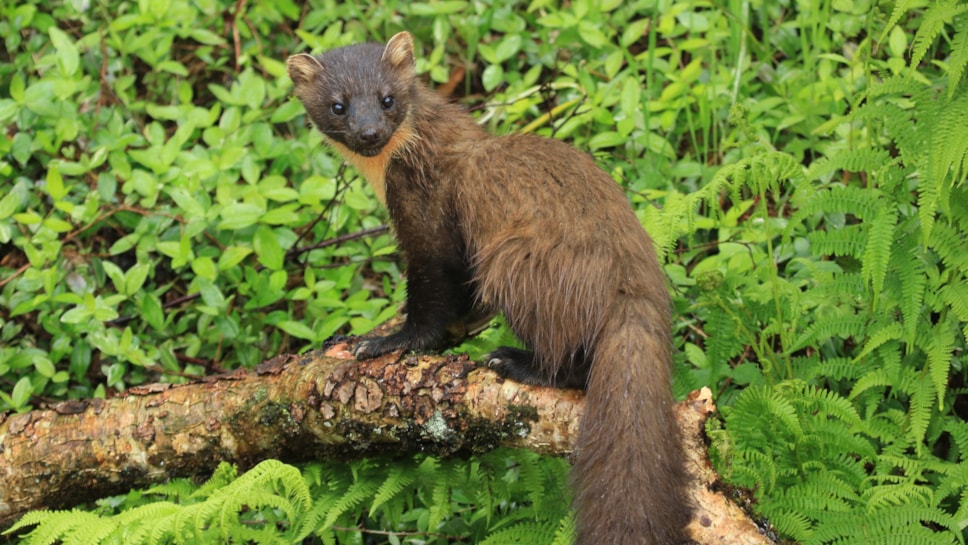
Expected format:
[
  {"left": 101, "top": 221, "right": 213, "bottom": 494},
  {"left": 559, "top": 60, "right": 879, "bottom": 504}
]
[
  {"left": 486, "top": 347, "right": 546, "bottom": 385},
  {"left": 486, "top": 346, "right": 589, "bottom": 388}
]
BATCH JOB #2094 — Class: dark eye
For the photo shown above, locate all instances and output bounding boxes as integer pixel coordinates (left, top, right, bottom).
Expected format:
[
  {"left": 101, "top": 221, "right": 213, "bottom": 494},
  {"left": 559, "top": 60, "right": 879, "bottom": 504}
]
[
  {"left": 331, "top": 102, "right": 345, "bottom": 115},
  {"left": 381, "top": 95, "right": 394, "bottom": 109}
]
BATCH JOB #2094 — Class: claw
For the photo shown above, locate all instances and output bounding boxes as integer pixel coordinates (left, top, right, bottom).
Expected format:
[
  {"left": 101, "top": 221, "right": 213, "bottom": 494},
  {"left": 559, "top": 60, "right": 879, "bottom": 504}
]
[{"left": 353, "top": 341, "right": 372, "bottom": 360}]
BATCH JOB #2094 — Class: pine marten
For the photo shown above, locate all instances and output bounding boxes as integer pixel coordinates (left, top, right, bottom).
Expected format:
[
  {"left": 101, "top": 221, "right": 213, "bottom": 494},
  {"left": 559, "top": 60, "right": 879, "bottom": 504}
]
[{"left": 287, "top": 32, "right": 692, "bottom": 545}]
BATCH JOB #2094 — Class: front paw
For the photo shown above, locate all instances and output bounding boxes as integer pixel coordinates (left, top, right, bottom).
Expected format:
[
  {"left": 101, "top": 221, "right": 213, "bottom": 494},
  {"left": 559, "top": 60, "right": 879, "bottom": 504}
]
[{"left": 353, "top": 337, "right": 394, "bottom": 360}]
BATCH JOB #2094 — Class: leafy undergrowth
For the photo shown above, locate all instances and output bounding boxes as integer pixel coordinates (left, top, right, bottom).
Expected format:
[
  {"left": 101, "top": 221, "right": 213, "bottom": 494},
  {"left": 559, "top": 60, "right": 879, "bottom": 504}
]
[{"left": 2, "top": 0, "right": 967, "bottom": 544}]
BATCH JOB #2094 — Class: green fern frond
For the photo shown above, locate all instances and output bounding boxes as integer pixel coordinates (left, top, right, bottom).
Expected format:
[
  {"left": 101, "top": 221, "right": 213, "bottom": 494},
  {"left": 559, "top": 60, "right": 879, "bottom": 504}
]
[
  {"left": 930, "top": 88, "right": 968, "bottom": 194},
  {"left": 512, "top": 449, "right": 546, "bottom": 517},
  {"left": 321, "top": 479, "right": 378, "bottom": 534},
  {"left": 189, "top": 461, "right": 238, "bottom": 499},
  {"left": 4, "top": 510, "right": 53, "bottom": 536},
  {"left": 922, "top": 316, "right": 957, "bottom": 411},
  {"left": 701, "top": 305, "right": 745, "bottom": 378},
  {"left": 879, "top": 0, "right": 922, "bottom": 44},
  {"left": 905, "top": 369, "right": 936, "bottom": 450},
  {"left": 790, "top": 314, "right": 867, "bottom": 354},
  {"left": 646, "top": 190, "right": 689, "bottom": 261},
  {"left": 807, "top": 225, "right": 865, "bottom": 258},
  {"left": 849, "top": 366, "right": 893, "bottom": 403},
  {"left": 853, "top": 323, "right": 903, "bottom": 364},
  {"left": 812, "top": 274, "right": 867, "bottom": 307},
  {"left": 773, "top": 476, "right": 860, "bottom": 513},
  {"left": 789, "top": 184, "right": 883, "bottom": 232},
  {"left": 806, "top": 147, "right": 896, "bottom": 181},
  {"left": 793, "top": 385, "right": 864, "bottom": 428},
  {"left": 947, "top": 14, "right": 968, "bottom": 97},
  {"left": 863, "top": 206, "right": 898, "bottom": 306},
  {"left": 896, "top": 240, "right": 927, "bottom": 345},
  {"left": 109, "top": 502, "right": 181, "bottom": 545},
  {"left": 731, "top": 449, "right": 779, "bottom": 491},
  {"left": 811, "top": 506, "right": 961, "bottom": 545},
  {"left": 369, "top": 463, "right": 416, "bottom": 516},
  {"left": 767, "top": 509, "right": 814, "bottom": 542},
  {"left": 872, "top": 454, "right": 949, "bottom": 486},
  {"left": 549, "top": 512, "right": 575, "bottom": 545},
  {"left": 934, "top": 427, "right": 968, "bottom": 504},
  {"left": 911, "top": 0, "right": 968, "bottom": 70},
  {"left": 293, "top": 488, "right": 340, "bottom": 543},
  {"left": 940, "top": 283, "right": 968, "bottom": 340},
  {"left": 427, "top": 464, "right": 453, "bottom": 531},
  {"left": 8, "top": 510, "right": 103, "bottom": 545},
  {"left": 478, "top": 521, "right": 556, "bottom": 545},
  {"left": 929, "top": 218, "right": 968, "bottom": 271},
  {"left": 866, "top": 73, "right": 925, "bottom": 99},
  {"left": 809, "top": 356, "right": 869, "bottom": 382},
  {"left": 141, "top": 478, "right": 199, "bottom": 503},
  {"left": 861, "top": 483, "right": 933, "bottom": 510},
  {"left": 692, "top": 150, "right": 801, "bottom": 217},
  {"left": 730, "top": 385, "right": 805, "bottom": 443}
]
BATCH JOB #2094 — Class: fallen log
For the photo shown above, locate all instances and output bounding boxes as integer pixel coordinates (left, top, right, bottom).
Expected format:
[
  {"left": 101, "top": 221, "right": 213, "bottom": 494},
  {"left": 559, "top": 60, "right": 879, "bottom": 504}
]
[{"left": 0, "top": 343, "right": 774, "bottom": 544}]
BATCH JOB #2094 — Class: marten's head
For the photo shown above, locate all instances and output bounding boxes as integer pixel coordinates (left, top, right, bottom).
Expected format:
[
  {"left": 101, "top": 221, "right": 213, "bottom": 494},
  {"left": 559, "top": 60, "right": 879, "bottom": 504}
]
[{"left": 287, "top": 32, "right": 416, "bottom": 158}]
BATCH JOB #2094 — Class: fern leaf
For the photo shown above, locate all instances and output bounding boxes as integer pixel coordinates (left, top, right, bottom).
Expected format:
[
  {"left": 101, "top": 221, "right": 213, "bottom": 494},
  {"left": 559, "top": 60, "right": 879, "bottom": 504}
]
[
  {"left": 107, "top": 502, "right": 179, "bottom": 545},
  {"left": 896, "top": 241, "right": 927, "bottom": 345},
  {"left": 911, "top": 0, "right": 968, "bottom": 70},
  {"left": 790, "top": 314, "right": 867, "bottom": 354},
  {"left": 61, "top": 516, "right": 118, "bottom": 545},
  {"left": 293, "top": 489, "right": 340, "bottom": 544},
  {"left": 731, "top": 385, "right": 805, "bottom": 443},
  {"left": 940, "top": 282, "right": 968, "bottom": 340},
  {"left": 789, "top": 184, "right": 882, "bottom": 233},
  {"left": 514, "top": 450, "right": 547, "bottom": 517},
  {"left": 427, "top": 464, "right": 454, "bottom": 531},
  {"left": 646, "top": 190, "right": 687, "bottom": 261},
  {"left": 853, "top": 323, "right": 903, "bottom": 363},
  {"left": 849, "top": 368, "right": 893, "bottom": 402},
  {"left": 369, "top": 464, "right": 416, "bottom": 516},
  {"left": 906, "top": 368, "right": 936, "bottom": 450},
  {"left": 10, "top": 510, "right": 103, "bottom": 545},
  {"left": 948, "top": 14, "right": 968, "bottom": 98},
  {"left": 767, "top": 509, "right": 813, "bottom": 542},
  {"left": 700, "top": 305, "right": 745, "bottom": 382},
  {"left": 929, "top": 218, "right": 968, "bottom": 270},
  {"left": 188, "top": 461, "right": 237, "bottom": 499},
  {"left": 478, "top": 521, "right": 556, "bottom": 545},
  {"left": 862, "top": 206, "right": 897, "bottom": 306},
  {"left": 796, "top": 385, "right": 864, "bottom": 428},
  {"left": 813, "top": 506, "right": 960, "bottom": 544},
  {"left": 321, "top": 479, "right": 377, "bottom": 532},
  {"left": 879, "top": 0, "right": 921, "bottom": 44},
  {"left": 4, "top": 510, "right": 53, "bottom": 536},
  {"left": 930, "top": 88, "right": 968, "bottom": 199},
  {"left": 924, "top": 316, "right": 957, "bottom": 411},
  {"left": 861, "top": 482, "right": 933, "bottom": 510},
  {"left": 807, "top": 224, "right": 866, "bottom": 258},
  {"left": 549, "top": 512, "right": 575, "bottom": 545}
]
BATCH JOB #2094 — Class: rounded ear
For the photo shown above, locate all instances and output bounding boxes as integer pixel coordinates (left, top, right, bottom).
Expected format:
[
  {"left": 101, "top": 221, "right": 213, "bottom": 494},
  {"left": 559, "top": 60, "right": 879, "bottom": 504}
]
[
  {"left": 287, "top": 53, "right": 323, "bottom": 94},
  {"left": 382, "top": 31, "right": 415, "bottom": 73}
]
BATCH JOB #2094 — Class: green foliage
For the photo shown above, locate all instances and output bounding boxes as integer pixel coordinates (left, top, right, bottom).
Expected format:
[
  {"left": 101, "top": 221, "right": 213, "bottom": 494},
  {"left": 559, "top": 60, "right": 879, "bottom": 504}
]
[
  {"left": 3, "top": 0, "right": 968, "bottom": 544},
  {"left": 8, "top": 452, "right": 572, "bottom": 545},
  {"left": 689, "top": 3, "right": 968, "bottom": 543}
]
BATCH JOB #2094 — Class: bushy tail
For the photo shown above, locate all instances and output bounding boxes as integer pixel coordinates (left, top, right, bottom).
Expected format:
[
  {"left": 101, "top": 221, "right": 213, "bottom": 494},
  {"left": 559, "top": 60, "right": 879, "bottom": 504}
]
[{"left": 572, "top": 298, "right": 691, "bottom": 545}]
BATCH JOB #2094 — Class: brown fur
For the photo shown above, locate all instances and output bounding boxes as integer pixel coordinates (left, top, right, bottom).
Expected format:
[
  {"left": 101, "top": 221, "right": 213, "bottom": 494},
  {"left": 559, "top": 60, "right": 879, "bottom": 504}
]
[{"left": 288, "top": 32, "right": 692, "bottom": 544}]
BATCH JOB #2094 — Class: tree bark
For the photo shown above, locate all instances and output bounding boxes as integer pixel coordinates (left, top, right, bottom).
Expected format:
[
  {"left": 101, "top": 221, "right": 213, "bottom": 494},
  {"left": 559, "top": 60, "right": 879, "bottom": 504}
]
[{"left": 0, "top": 342, "right": 774, "bottom": 544}]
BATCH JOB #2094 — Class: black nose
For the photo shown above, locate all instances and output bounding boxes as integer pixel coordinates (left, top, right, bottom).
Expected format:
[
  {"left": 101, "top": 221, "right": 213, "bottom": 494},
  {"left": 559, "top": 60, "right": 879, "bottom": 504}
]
[{"left": 359, "top": 128, "right": 380, "bottom": 144}]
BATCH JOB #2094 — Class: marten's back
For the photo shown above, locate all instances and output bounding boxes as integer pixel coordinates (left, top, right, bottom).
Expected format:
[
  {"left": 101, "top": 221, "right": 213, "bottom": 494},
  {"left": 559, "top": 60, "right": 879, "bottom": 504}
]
[{"left": 453, "top": 135, "right": 668, "bottom": 382}]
